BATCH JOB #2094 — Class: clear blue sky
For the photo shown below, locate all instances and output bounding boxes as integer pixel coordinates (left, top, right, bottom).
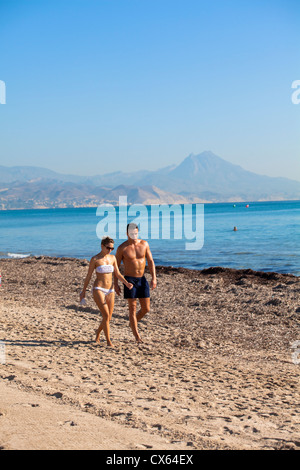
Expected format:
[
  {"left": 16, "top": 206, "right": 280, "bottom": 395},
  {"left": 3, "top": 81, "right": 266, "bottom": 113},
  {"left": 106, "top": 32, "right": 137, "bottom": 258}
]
[{"left": 0, "top": 0, "right": 299, "bottom": 180}]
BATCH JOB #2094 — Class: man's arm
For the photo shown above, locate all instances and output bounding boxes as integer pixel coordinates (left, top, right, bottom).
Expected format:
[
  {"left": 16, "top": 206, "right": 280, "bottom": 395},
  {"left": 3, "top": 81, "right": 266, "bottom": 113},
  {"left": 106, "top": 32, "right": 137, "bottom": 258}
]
[{"left": 145, "top": 242, "right": 157, "bottom": 289}]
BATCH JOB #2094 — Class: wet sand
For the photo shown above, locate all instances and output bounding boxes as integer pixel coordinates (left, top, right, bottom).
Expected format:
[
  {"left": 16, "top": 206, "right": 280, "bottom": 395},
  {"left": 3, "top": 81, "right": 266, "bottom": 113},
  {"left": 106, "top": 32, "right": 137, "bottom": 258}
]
[{"left": 0, "top": 257, "right": 299, "bottom": 450}]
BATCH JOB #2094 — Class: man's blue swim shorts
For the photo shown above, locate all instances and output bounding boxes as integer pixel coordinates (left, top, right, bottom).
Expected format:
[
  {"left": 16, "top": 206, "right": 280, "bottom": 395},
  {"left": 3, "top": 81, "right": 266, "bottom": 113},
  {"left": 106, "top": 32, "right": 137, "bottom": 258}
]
[{"left": 124, "top": 275, "right": 150, "bottom": 299}]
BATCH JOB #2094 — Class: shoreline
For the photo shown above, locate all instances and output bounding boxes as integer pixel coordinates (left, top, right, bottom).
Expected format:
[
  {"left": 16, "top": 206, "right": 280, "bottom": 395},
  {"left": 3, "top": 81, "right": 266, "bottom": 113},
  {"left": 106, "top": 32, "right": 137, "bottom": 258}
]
[
  {"left": 1, "top": 254, "right": 299, "bottom": 279},
  {"left": 1, "top": 256, "right": 299, "bottom": 450},
  {"left": 1, "top": 198, "right": 300, "bottom": 212}
]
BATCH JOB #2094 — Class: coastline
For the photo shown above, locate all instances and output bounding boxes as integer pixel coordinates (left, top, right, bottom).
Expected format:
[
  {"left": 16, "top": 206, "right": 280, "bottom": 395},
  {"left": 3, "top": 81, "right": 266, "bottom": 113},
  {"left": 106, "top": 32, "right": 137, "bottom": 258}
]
[
  {"left": 1, "top": 254, "right": 299, "bottom": 277},
  {"left": 1, "top": 198, "right": 300, "bottom": 211},
  {"left": 1, "top": 256, "right": 299, "bottom": 450},
  {"left": 1, "top": 199, "right": 299, "bottom": 277}
]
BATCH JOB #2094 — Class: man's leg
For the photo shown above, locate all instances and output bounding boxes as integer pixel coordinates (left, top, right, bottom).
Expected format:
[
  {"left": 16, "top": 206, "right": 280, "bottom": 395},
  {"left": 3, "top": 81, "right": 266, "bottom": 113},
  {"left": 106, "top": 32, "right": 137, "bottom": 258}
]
[
  {"left": 137, "top": 297, "right": 150, "bottom": 322},
  {"left": 127, "top": 299, "right": 143, "bottom": 343}
]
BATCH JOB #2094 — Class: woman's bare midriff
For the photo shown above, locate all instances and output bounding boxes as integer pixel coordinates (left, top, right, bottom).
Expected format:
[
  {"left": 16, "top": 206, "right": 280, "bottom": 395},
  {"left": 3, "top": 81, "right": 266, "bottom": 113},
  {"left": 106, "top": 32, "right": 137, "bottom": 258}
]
[{"left": 94, "top": 272, "right": 114, "bottom": 289}]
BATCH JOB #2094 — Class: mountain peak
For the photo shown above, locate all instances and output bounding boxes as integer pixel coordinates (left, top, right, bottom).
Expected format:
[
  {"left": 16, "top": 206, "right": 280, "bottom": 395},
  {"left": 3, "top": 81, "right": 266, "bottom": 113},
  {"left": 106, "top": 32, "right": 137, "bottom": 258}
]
[
  {"left": 186, "top": 151, "right": 224, "bottom": 163},
  {"left": 171, "top": 151, "right": 226, "bottom": 178},
  {"left": 192, "top": 150, "right": 218, "bottom": 158},
  {"left": 1, "top": 151, "right": 299, "bottom": 207}
]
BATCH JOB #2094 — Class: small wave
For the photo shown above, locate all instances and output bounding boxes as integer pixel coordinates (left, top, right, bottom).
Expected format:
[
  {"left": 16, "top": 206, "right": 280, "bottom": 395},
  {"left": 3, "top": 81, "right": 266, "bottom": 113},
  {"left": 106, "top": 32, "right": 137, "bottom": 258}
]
[{"left": 7, "top": 253, "right": 31, "bottom": 259}]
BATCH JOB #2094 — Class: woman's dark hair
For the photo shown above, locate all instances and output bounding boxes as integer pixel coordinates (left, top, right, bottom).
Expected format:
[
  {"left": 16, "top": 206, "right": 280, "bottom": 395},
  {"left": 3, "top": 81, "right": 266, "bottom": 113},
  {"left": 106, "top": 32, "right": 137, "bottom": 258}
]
[{"left": 101, "top": 236, "right": 114, "bottom": 246}]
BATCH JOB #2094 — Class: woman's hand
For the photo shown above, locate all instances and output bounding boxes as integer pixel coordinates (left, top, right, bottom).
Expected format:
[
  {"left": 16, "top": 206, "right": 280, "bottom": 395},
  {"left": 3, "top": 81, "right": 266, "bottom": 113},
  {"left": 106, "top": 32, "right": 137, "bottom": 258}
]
[
  {"left": 114, "top": 282, "right": 121, "bottom": 296},
  {"left": 126, "top": 282, "right": 133, "bottom": 290}
]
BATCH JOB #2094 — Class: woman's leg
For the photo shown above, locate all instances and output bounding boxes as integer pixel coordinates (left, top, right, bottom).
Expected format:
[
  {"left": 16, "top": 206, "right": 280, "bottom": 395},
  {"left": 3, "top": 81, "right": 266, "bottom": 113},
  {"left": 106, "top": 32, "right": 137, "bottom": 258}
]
[
  {"left": 93, "top": 290, "right": 113, "bottom": 347},
  {"left": 105, "top": 292, "right": 115, "bottom": 321}
]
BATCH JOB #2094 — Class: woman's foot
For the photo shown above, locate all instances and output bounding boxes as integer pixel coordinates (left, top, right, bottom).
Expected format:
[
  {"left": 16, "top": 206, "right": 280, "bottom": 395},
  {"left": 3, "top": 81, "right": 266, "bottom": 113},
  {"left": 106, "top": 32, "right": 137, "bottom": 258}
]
[{"left": 95, "top": 329, "right": 101, "bottom": 344}]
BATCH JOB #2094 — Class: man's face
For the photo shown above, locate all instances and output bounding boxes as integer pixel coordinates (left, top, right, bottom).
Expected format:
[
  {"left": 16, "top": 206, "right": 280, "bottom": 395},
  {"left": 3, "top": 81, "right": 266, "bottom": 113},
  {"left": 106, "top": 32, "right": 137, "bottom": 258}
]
[{"left": 128, "top": 226, "right": 139, "bottom": 240}]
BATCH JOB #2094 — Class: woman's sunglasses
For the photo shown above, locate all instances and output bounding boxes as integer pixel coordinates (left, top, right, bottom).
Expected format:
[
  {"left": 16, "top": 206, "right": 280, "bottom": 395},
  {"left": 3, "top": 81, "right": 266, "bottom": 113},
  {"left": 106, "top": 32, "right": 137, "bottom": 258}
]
[{"left": 105, "top": 246, "right": 114, "bottom": 251}]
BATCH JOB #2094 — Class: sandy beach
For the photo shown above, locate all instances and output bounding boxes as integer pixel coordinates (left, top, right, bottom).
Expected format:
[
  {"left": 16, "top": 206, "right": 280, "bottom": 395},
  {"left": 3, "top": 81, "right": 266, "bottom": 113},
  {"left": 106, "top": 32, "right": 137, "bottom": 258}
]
[{"left": 0, "top": 256, "right": 299, "bottom": 450}]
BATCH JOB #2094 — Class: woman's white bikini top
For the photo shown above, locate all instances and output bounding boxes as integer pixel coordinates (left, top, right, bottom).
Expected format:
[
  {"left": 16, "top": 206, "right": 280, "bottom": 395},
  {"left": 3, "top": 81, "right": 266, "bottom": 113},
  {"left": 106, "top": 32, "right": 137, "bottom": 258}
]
[{"left": 96, "top": 264, "right": 114, "bottom": 274}]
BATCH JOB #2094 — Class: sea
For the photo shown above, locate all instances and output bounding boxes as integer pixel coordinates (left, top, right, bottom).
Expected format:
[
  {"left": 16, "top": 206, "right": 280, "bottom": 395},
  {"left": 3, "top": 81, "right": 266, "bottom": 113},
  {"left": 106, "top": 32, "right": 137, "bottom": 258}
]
[{"left": 0, "top": 200, "right": 299, "bottom": 276}]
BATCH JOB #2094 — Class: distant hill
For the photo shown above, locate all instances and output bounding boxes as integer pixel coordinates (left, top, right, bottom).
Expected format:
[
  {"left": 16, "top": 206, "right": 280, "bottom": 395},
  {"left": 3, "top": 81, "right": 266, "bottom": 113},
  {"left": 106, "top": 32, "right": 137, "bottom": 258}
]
[
  {"left": 133, "top": 151, "right": 300, "bottom": 201},
  {"left": 0, "top": 181, "right": 195, "bottom": 210},
  {"left": 0, "top": 164, "right": 152, "bottom": 187},
  {"left": 0, "top": 151, "right": 299, "bottom": 209}
]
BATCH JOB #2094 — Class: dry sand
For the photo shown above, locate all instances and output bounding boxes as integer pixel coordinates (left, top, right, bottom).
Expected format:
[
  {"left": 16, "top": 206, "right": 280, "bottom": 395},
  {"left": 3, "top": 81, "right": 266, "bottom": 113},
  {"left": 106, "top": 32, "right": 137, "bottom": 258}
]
[{"left": 0, "top": 256, "right": 299, "bottom": 450}]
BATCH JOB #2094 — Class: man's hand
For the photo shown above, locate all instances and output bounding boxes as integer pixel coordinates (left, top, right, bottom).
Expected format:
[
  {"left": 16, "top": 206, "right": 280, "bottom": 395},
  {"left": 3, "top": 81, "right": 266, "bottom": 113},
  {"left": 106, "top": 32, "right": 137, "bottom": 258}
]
[{"left": 150, "top": 278, "right": 157, "bottom": 290}]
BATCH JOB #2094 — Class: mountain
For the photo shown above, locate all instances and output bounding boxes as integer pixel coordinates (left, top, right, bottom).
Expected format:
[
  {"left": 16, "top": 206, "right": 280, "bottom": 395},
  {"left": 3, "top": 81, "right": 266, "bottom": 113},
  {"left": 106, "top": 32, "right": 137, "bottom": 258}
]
[
  {"left": 0, "top": 181, "right": 194, "bottom": 210},
  {"left": 0, "top": 165, "right": 84, "bottom": 184},
  {"left": 0, "top": 165, "right": 152, "bottom": 187},
  {"left": 0, "top": 151, "right": 299, "bottom": 209},
  {"left": 134, "top": 151, "right": 300, "bottom": 201}
]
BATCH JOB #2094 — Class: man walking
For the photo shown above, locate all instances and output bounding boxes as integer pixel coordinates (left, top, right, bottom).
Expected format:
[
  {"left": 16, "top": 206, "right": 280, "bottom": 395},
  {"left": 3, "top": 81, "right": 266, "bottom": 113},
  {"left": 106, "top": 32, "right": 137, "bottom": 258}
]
[{"left": 114, "top": 223, "right": 157, "bottom": 343}]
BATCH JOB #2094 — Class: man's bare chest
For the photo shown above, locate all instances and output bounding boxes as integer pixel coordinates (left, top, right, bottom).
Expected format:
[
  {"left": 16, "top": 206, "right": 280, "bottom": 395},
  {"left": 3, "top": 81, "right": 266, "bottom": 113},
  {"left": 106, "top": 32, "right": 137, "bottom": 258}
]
[{"left": 123, "top": 244, "right": 146, "bottom": 260}]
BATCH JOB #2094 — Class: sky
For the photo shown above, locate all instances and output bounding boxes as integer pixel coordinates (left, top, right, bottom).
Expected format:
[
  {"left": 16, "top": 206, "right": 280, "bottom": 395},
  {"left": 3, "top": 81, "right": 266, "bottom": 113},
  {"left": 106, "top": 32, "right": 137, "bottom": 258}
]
[{"left": 0, "top": 0, "right": 299, "bottom": 180}]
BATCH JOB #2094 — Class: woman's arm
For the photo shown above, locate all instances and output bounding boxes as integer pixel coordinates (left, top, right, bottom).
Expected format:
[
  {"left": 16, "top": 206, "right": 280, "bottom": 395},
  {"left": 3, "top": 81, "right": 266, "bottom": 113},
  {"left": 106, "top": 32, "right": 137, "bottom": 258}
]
[
  {"left": 113, "top": 256, "right": 133, "bottom": 289},
  {"left": 113, "top": 245, "right": 123, "bottom": 295},
  {"left": 80, "top": 257, "right": 96, "bottom": 300}
]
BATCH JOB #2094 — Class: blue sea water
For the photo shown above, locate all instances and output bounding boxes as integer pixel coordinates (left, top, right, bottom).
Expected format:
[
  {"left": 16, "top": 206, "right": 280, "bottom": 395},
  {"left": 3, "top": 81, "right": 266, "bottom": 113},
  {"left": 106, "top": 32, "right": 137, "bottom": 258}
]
[{"left": 0, "top": 200, "right": 299, "bottom": 276}]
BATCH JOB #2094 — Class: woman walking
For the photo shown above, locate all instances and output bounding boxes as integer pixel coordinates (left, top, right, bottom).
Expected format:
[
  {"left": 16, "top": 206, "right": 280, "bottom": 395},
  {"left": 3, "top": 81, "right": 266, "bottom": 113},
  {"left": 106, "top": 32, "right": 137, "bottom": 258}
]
[{"left": 80, "top": 237, "right": 133, "bottom": 347}]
